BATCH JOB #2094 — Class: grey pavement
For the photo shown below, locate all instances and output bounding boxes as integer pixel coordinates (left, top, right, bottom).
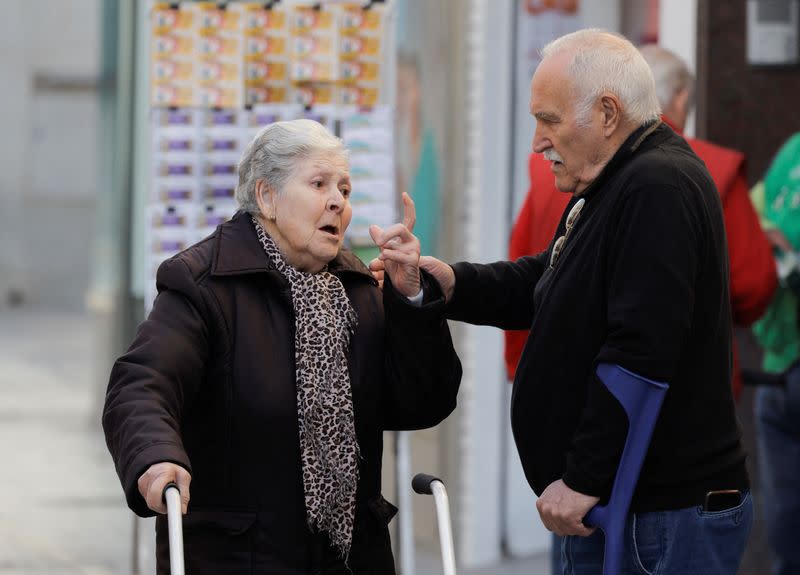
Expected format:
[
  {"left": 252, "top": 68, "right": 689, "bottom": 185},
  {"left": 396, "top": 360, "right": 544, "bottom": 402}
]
[
  {"left": 0, "top": 306, "right": 548, "bottom": 574},
  {"left": 0, "top": 307, "right": 131, "bottom": 574}
]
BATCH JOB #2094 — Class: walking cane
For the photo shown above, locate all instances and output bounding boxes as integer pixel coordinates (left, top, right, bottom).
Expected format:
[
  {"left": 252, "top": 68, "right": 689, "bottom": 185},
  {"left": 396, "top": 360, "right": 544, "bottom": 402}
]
[
  {"left": 412, "top": 474, "right": 457, "bottom": 575},
  {"left": 582, "top": 363, "right": 668, "bottom": 575},
  {"left": 163, "top": 483, "right": 185, "bottom": 575}
]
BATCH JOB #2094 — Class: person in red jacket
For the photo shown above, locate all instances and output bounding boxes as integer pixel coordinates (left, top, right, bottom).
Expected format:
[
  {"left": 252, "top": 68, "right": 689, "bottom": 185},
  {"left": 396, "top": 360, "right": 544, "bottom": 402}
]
[{"left": 505, "top": 44, "right": 777, "bottom": 401}]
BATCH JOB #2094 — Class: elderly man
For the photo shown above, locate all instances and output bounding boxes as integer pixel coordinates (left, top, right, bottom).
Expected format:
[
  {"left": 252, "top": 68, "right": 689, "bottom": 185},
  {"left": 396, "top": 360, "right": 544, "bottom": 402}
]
[
  {"left": 405, "top": 30, "right": 752, "bottom": 574},
  {"left": 505, "top": 45, "right": 776, "bottom": 403}
]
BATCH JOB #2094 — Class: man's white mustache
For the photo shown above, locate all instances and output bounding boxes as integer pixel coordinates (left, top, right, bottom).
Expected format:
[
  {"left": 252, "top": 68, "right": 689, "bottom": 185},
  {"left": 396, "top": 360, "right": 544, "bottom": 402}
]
[{"left": 544, "top": 149, "right": 564, "bottom": 163}]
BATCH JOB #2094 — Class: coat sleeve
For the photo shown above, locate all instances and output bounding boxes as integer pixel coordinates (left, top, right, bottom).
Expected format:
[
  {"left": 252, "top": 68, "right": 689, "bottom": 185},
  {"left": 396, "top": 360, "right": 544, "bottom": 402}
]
[
  {"left": 505, "top": 189, "right": 538, "bottom": 380},
  {"left": 448, "top": 182, "right": 570, "bottom": 329},
  {"left": 380, "top": 270, "right": 463, "bottom": 430},
  {"left": 562, "top": 182, "right": 703, "bottom": 497},
  {"left": 102, "top": 257, "right": 209, "bottom": 517},
  {"left": 447, "top": 253, "right": 548, "bottom": 329},
  {"left": 724, "top": 171, "right": 778, "bottom": 325}
]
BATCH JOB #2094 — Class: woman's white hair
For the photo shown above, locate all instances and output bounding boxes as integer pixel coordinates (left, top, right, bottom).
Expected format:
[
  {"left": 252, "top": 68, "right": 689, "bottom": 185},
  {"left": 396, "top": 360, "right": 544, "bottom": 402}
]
[
  {"left": 638, "top": 44, "right": 695, "bottom": 111},
  {"left": 541, "top": 29, "right": 661, "bottom": 126},
  {"left": 235, "top": 118, "right": 346, "bottom": 215}
]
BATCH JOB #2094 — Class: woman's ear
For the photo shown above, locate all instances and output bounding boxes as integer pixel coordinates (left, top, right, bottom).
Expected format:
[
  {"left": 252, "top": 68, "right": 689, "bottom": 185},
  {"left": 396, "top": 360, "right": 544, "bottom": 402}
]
[{"left": 254, "top": 180, "right": 276, "bottom": 221}]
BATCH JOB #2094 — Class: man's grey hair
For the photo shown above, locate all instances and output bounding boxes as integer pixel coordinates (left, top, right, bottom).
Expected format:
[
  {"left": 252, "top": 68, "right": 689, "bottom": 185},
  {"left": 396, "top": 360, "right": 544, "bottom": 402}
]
[
  {"left": 235, "top": 118, "right": 347, "bottom": 214},
  {"left": 638, "top": 44, "right": 695, "bottom": 111},
  {"left": 541, "top": 29, "right": 661, "bottom": 126}
]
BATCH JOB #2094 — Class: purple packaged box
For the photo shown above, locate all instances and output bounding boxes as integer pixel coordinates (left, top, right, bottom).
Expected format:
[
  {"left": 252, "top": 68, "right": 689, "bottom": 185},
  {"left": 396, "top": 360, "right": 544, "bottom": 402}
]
[
  {"left": 164, "top": 188, "right": 192, "bottom": 200},
  {"left": 209, "top": 139, "right": 237, "bottom": 151},
  {"left": 165, "top": 110, "right": 192, "bottom": 125},
  {"left": 209, "top": 187, "right": 235, "bottom": 198},
  {"left": 160, "top": 214, "right": 183, "bottom": 226},
  {"left": 164, "top": 139, "right": 192, "bottom": 151},
  {"left": 165, "top": 164, "right": 192, "bottom": 176},
  {"left": 252, "top": 113, "right": 279, "bottom": 126},
  {"left": 203, "top": 215, "right": 227, "bottom": 226},
  {"left": 156, "top": 240, "right": 184, "bottom": 252},
  {"left": 210, "top": 164, "right": 236, "bottom": 175},
  {"left": 209, "top": 110, "right": 237, "bottom": 126}
]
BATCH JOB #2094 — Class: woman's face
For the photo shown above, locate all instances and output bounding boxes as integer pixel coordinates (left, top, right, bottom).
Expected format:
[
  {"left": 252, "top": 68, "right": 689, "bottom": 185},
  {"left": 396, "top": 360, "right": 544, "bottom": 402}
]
[{"left": 258, "top": 151, "right": 352, "bottom": 273}]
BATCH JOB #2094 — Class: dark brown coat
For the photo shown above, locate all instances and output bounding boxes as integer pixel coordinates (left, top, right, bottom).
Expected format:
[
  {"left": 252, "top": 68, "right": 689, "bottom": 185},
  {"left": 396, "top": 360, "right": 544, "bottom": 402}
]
[{"left": 103, "top": 211, "right": 462, "bottom": 574}]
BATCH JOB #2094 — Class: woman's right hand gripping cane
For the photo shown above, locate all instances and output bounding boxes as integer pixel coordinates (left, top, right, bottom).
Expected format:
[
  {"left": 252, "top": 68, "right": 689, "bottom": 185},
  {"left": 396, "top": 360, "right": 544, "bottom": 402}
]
[{"left": 138, "top": 462, "right": 192, "bottom": 515}]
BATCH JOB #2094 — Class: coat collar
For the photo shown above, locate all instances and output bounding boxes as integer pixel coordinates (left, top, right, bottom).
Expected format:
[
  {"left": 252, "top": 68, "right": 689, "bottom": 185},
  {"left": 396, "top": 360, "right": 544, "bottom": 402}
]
[
  {"left": 661, "top": 114, "right": 682, "bottom": 135},
  {"left": 210, "top": 210, "right": 374, "bottom": 282},
  {"left": 577, "top": 118, "right": 664, "bottom": 201}
]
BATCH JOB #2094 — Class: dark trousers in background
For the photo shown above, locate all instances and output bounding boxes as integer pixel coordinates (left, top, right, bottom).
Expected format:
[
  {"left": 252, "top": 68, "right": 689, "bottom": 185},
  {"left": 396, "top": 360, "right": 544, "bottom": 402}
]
[{"left": 756, "top": 364, "right": 800, "bottom": 575}]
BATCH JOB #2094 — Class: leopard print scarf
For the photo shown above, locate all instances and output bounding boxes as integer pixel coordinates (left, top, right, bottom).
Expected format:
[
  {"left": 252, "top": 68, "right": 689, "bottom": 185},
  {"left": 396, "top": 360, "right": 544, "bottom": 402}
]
[{"left": 253, "top": 217, "right": 360, "bottom": 558}]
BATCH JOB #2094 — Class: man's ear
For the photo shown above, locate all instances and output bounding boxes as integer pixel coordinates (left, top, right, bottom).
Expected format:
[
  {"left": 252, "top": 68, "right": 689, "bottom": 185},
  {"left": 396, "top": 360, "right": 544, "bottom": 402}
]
[
  {"left": 254, "top": 180, "right": 275, "bottom": 220},
  {"left": 599, "top": 92, "right": 622, "bottom": 137}
]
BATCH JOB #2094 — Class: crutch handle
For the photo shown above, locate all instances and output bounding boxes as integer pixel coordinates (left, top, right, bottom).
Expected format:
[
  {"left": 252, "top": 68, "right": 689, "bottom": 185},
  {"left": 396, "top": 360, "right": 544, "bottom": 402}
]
[
  {"left": 162, "top": 483, "right": 185, "bottom": 575},
  {"left": 582, "top": 364, "right": 668, "bottom": 575},
  {"left": 412, "top": 473, "right": 457, "bottom": 575},
  {"left": 412, "top": 473, "right": 441, "bottom": 495}
]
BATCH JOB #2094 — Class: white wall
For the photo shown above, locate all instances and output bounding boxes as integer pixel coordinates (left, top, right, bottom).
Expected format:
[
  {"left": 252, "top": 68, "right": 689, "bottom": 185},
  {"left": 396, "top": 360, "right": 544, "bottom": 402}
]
[
  {"left": 455, "top": 0, "right": 514, "bottom": 566},
  {"left": 0, "top": 0, "right": 32, "bottom": 304},
  {"left": 659, "top": 0, "right": 698, "bottom": 136},
  {"left": 0, "top": 0, "right": 101, "bottom": 309}
]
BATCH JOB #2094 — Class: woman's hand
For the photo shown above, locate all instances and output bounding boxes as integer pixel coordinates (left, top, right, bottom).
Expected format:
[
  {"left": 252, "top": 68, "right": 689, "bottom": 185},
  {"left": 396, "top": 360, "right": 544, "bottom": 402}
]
[
  {"left": 138, "top": 462, "right": 192, "bottom": 515},
  {"left": 369, "top": 193, "right": 421, "bottom": 298},
  {"left": 369, "top": 258, "right": 385, "bottom": 290}
]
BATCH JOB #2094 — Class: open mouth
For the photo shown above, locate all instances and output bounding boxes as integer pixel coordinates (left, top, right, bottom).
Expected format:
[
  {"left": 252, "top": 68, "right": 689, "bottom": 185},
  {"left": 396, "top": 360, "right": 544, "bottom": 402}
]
[{"left": 319, "top": 224, "right": 339, "bottom": 236}]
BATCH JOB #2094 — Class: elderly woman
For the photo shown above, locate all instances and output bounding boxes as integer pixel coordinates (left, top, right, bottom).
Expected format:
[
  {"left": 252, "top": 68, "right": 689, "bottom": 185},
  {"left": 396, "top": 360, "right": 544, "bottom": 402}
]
[{"left": 102, "top": 119, "right": 461, "bottom": 574}]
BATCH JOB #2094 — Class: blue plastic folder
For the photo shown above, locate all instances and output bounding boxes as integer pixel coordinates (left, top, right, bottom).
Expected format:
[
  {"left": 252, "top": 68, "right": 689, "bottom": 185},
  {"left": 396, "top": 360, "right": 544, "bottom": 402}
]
[{"left": 582, "top": 363, "right": 669, "bottom": 575}]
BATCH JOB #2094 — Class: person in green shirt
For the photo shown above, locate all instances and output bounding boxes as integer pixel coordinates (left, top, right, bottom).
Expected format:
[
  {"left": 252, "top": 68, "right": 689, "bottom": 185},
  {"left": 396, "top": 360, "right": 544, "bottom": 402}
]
[{"left": 751, "top": 132, "right": 800, "bottom": 575}]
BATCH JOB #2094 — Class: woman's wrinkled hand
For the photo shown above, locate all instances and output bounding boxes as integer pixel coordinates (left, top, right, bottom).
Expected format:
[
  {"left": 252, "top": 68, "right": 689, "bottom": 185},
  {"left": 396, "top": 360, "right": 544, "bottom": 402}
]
[
  {"left": 369, "top": 193, "right": 421, "bottom": 298},
  {"left": 369, "top": 258, "right": 385, "bottom": 290},
  {"left": 138, "top": 462, "right": 192, "bottom": 515}
]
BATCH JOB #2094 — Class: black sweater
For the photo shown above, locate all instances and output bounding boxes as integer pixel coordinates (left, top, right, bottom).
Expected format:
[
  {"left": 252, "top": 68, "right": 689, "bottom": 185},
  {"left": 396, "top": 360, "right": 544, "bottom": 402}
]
[{"left": 448, "top": 122, "right": 748, "bottom": 512}]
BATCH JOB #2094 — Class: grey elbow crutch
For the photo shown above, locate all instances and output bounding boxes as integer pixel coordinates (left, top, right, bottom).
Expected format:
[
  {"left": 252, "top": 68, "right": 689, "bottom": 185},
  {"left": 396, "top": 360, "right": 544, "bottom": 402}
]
[
  {"left": 162, "top": 483, "right": 185, "bottom": 575},
  {"left": 412, "top": 473, "right": 457, "bottom": 575}
]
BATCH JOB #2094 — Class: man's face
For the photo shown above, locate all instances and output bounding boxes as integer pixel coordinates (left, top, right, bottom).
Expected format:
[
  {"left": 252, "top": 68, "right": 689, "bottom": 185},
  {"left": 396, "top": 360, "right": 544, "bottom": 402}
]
[{"left": 529, "top": 53, "right": 605, "bottom": 195}]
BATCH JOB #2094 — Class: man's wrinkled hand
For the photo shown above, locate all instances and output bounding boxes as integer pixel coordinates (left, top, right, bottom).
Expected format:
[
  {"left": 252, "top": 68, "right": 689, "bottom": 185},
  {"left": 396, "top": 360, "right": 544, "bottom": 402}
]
[
  {"left": 419, "top": 256, "right": 455, "bottom": 302},
  {"left": 536, "top": 479, "right": 599, "bottom": 537}
]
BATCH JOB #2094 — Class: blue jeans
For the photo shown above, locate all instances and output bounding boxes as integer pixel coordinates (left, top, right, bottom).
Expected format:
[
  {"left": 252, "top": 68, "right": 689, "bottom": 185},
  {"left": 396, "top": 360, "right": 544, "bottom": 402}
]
[
  {"left": 756, "top": 364, "right": 800, "bottom": 575},
  {"left": 552, "top": 533, "right": 563, "bottom": 575},
  {"left": 560, "top": 492, "right": 753, "bottom": 575}
]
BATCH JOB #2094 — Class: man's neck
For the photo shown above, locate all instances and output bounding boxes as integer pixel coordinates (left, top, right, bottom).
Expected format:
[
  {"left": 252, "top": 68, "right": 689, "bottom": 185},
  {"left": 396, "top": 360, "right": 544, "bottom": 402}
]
[{"left": 573, "top": 120, "right": 654, "bottom": 197}]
